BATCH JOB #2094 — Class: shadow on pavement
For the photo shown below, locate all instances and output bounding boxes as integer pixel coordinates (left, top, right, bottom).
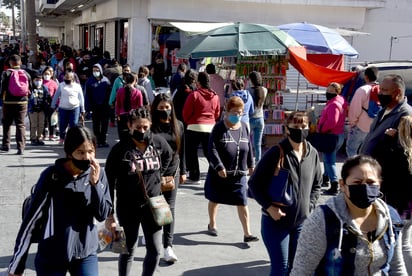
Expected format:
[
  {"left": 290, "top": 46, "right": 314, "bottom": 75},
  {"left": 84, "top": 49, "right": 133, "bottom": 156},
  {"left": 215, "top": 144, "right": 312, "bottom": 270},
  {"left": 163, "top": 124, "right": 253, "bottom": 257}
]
[{"left": 181, "top": 260, "right": 270, "bottom": 276}]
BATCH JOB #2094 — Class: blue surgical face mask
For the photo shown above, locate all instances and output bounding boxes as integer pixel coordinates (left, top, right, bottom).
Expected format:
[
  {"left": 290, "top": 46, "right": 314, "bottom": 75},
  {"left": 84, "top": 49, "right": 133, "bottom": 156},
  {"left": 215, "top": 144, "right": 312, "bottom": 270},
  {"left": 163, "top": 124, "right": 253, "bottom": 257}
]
[{"left": 227, "top": 114, "right": 241, "bottom": 125}]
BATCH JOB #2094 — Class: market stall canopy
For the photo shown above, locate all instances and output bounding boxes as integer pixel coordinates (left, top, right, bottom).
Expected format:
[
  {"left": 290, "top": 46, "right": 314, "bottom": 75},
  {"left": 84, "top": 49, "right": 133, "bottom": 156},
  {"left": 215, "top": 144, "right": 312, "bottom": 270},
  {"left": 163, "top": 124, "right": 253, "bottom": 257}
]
[
  {"left": 169, "top": 22, "right": 233, "bottom": 34},
  {"left": 176, "top": 22, "right": 302, "bottom": 59},
  {"left": 278, "top": 22, "right": 359, "bottom": 57},
  {"left": 288, "top": 46, "right": 356, "bottom": 87}
]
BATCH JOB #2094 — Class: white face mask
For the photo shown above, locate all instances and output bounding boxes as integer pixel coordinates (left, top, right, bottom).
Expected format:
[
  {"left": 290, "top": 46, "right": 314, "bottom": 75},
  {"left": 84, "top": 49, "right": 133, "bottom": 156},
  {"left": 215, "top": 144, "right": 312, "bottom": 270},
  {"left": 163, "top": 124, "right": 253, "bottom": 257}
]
[
  {"left": 43, "top": 75, "right": 51, "bottom": 80},
  {"left": 34, "top": 80, "right": 43, "bottom": 88},
  {"left": 93, "top": 72, "right": 101, "bottom": 78}
]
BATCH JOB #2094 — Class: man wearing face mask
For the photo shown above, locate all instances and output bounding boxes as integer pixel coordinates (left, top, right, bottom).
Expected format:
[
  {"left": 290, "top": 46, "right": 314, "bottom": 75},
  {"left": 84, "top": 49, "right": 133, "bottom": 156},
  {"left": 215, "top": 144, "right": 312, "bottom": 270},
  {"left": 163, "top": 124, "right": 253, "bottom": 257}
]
[
  {"left": 28, "top": 73, "right": 51, "bottom": 146},
  {"left": 84, "top": 64, "right": 112, "bottom": 147},
  {"left": 360, "top": 74, "right": 412, "bottom": 204}
]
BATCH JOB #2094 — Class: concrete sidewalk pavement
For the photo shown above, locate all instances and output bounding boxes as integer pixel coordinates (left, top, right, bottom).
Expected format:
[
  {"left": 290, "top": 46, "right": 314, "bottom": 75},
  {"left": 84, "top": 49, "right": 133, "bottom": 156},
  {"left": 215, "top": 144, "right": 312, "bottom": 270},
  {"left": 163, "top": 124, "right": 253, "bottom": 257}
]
[{"left": 0, "top": 122, "right": 340, "bottom": 275}]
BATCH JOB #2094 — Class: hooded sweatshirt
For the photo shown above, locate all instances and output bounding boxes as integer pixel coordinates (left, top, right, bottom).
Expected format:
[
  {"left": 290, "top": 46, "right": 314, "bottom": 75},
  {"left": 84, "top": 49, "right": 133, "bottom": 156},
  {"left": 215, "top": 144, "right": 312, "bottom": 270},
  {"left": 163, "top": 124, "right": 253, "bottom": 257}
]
[
  {"left": 229, "top": 89, "right": 254, "bottom": 124},
  {"left": 290, "top": 193, "right": 407, "bottom": 275},
  {"left": 8, "top": 159, "right": 112, "bottom": 275},
  {"left": 84, "top": 63, "right": 111, "bottom": 111},
  {"left": 182, "top": 87, "right": 220, "bottom": 132}
]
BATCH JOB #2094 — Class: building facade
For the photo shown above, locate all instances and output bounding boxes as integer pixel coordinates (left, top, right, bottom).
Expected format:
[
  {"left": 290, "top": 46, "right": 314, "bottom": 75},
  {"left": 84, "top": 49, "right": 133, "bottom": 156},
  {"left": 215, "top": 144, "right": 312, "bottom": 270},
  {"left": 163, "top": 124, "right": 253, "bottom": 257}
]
[{"left": 36, "top": 0, "right": 412, "bottom": 71}]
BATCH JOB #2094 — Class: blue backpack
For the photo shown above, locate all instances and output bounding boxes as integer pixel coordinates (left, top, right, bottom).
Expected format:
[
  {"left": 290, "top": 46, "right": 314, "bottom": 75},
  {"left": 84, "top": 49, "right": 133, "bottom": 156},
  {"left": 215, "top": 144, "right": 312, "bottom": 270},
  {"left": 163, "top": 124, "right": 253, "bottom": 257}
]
[{"left": 362, "top": 84, "right": 382, "bottom": 118}]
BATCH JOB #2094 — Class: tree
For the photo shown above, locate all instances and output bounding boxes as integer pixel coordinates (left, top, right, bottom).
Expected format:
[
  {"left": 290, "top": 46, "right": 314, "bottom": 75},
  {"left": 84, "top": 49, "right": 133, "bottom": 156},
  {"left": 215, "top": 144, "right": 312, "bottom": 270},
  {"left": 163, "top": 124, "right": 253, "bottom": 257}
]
[
  {"left": 0, "top": 12, "right": 10, "bottom": 28},
  {"left": 1, "top": 0, "right": 21, "bottom": 39}
]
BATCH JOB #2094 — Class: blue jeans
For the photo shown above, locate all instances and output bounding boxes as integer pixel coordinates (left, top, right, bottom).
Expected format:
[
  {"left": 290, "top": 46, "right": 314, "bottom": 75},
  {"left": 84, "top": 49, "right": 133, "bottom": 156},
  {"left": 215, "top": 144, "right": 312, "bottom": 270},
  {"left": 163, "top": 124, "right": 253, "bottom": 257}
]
[
  {"left": 346, "top": 126, "right": 368, "bottom": 157},
  {"left": 35, "top": 253, "right": 98, "bottom": 276},
  {"left": 250, "top": 117, "right": 264, "bottom": 162},
  {"left": 58, "top": 107, "right": 80, "bottom": 140},
  {"left": 323, "top": 133, "right": 345, "bottom": 182},
  {"left": 261, "top": 214, "right": 303, "bottom": 276}
]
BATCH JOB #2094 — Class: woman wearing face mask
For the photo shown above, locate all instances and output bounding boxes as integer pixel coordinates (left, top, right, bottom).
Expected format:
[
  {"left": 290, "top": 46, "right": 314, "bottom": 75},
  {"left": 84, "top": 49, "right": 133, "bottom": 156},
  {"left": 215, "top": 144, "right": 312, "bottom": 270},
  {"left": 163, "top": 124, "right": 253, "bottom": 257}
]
[
  {"left": 291, "top": 155, "right": 407, "bottom": 275},
  {"left": 7, "top": 126, "right": 112, "bottom": 276},
  {"left": 317, "top": 82, "right": 347, "bottom": 195},
  {"left": 51, "top": 71, "right": 85, "bottom": 145},
  {"left": 205, "top": 96, "right": 257, "bottom": 241},
  {"left": 105, "top": 107, "right": 174, "bottom": 276},
  {"left": 248, "top": 111, "right": 322, "bottom": 276},
  {"left": 151, "top": 93, "right": 185, "bottom": 263},
  {"left": 42, "top": 66, "right": 59, "bottom": 140}
]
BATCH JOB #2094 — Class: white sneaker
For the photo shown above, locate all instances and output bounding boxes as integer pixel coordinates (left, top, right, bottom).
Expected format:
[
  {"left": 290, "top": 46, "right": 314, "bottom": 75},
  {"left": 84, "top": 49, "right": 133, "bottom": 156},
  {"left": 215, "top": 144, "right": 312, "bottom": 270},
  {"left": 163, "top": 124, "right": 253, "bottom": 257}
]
[{"left": 163, "top": 246, "right": 178, "bottom": 263}]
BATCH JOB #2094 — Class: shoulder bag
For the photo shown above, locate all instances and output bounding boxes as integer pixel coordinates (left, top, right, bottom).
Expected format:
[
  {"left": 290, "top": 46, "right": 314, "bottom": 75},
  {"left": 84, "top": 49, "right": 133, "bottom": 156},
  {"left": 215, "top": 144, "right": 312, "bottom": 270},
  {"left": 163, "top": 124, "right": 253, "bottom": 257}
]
[
  {"left": 269, "top": 145, "right": 294, "bottom": 207},
  {"left": 138, "top": 171, "right": 173, "bottom": 226}
]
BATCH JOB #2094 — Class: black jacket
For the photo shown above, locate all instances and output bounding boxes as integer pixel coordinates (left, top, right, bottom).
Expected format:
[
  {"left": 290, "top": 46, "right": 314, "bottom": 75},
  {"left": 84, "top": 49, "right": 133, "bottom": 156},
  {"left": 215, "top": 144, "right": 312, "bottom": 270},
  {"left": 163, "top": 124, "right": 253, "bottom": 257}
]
[{"left": 8, "top": 159, "right": 112, "bottom": 274}]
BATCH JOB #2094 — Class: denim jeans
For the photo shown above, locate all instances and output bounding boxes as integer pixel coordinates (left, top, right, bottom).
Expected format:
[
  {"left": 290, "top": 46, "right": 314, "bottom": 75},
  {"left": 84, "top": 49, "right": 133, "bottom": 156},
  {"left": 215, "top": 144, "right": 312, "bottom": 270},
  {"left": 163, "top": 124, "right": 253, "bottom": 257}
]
[
  {"left": 261, "top": 214, "right": 303, "bottom": 276},
  {"left": 323, "top": 133, "right": 345, "bottom": 183},
  {"left": 250, "top": 117, "right": 264, "bottom": 162},
  {"left": 346, "top": 126, "right": 368, "bottom": 157},
  {"left": 58, "top": 107, "right": 80, "bottom": 140},
  {"left": 35, "top": 253, "right": 98, "bottom": 276}
]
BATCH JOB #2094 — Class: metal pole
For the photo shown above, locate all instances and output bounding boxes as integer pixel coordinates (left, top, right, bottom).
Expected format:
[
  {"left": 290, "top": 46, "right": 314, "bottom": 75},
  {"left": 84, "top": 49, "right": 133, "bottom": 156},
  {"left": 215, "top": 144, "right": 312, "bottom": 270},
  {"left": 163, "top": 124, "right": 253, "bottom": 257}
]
[
  {"left": 20, "top": 0, "right": 26, "bottom": 53},
  {"left": 389, "top": 36, "right": 394, "bottom": 60}
]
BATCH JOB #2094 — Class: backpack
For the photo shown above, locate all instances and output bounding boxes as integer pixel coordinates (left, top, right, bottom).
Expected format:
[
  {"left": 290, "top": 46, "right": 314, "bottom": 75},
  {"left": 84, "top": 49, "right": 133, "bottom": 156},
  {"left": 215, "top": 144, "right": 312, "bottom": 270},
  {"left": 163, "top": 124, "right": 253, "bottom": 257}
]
[
  {"left": 22, "top": 167, "right": 57, "bottom": 243},
  {"left": 362, "top": 84, "right": 382, "bottom": 118},
  {"left": 7, "top": 69, "right": 30, "bottom": 97}
]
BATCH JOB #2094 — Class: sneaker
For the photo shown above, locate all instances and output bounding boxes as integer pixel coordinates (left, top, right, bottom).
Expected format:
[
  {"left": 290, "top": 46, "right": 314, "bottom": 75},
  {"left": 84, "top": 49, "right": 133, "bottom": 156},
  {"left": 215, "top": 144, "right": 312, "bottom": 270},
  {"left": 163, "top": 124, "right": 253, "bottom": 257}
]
[
  {"left": 207, "top": 224, "right": 218, "bottom": 236},
  {"left": 58, "top": 139, "right": 64, "bottom": 145},
  {"left": 321, "top": 175, "right": 330, "bottom": 188},
  {"left": 16, "top": 149, "right": 24, "bottom": 155},
  {"left": 244, "top": 235, "right": 259, "bottom": 243},
  {"left": 323, "top": 181, "right": 339, "bottom": 196},
  {"left": 31, "top": 140, "right": 37, "bottom": 146},
  {"left": 1, "top": 145, "right": 9, "bottom": 152},
  {"left": 163, "top": 246, "right": 178, "bottom": 263},
  {"left": 49, "top": 135, "right": 57, "bottom": 141},
  {"left": 185, "top": 178, "right": 201, "bottom": 184}
]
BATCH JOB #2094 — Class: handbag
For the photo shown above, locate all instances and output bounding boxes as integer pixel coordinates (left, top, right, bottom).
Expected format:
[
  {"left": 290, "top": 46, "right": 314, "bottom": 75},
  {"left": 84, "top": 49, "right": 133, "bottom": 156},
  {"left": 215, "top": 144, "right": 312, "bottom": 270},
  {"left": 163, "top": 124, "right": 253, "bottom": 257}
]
[
  {"left": 269, "top": 145, "right": 294, "bottom": 207},
  {"left": 161, "top": 175, "right": 175, "bottom": 192},
  {"left": 307, "top": 132, "right": 338, "bottom": 153},
  {"left": 138, "top": 171, "right": 173, "bottom": 226}
]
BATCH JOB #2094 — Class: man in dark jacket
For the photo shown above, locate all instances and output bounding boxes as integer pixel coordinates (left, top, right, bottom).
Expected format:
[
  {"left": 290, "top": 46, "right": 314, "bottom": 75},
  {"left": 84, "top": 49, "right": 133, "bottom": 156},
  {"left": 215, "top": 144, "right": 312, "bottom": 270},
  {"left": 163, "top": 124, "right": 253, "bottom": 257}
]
[
  {"left": 1, "top": 54, "right": 32, "bottom": 154},
  {"left": 360, "top": 74, "right": 412, "bottom": 204}
]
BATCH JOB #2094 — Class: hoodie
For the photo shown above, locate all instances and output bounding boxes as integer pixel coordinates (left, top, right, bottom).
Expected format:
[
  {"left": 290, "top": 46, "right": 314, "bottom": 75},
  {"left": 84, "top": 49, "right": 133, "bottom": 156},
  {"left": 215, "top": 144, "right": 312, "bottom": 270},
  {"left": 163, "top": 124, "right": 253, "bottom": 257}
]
[
  {"left": 290, "top": 193, "right": 407, "bottom": 275},
  {"left": 182, "top": 87, "right": 220, "bottom": 129},
  {"left": 85, "top": 63, "right": 111, "bottom": 111},
  {"left": 229, "top": 90, "right": 254, "bottom": 124},
  {"left": 8, "top": 159, "right": 112, "bottom": 275}
]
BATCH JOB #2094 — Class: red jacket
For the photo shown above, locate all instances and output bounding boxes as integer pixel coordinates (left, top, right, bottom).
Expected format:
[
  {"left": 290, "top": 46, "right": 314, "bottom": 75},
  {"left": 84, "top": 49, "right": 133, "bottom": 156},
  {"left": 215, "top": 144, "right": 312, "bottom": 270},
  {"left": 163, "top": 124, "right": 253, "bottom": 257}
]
[{"left": 182, "top": 87, "right": 220, "bottom": 126}]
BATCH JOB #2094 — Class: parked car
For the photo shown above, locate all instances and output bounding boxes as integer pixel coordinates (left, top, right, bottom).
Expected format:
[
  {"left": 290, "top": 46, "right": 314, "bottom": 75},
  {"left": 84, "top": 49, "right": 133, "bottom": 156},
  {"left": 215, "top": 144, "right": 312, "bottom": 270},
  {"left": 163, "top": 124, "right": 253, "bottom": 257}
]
[{"left": 344, "top": 60, "right": 412, "bottom": 104}]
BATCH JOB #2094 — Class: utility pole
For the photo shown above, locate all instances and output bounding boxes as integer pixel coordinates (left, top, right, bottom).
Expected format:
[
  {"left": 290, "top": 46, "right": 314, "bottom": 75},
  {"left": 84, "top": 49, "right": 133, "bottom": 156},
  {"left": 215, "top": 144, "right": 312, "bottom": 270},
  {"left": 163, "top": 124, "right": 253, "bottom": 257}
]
[
  {"left": 20, "top": 0, "right": 26, "bottom": 52},
  {"left": 11, "top": 1, "right": 15, "bottom": 40}
]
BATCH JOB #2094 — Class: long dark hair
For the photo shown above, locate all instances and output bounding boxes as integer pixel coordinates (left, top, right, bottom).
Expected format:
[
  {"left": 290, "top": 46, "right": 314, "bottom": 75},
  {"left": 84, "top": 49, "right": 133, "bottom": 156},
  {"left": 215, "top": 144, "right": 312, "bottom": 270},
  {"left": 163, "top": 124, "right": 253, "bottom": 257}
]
[
  {"left": 151, "top": 93, "right": 181, "bottom": 156},
  {"left": 64, "top": 126, "right": 96, "bottom": 157},
  {"left": 123, "top": 73, "right": 136, "bottom": 112},
  {"left": 249, "top": 71, "right": 266, "bottom": 109}
]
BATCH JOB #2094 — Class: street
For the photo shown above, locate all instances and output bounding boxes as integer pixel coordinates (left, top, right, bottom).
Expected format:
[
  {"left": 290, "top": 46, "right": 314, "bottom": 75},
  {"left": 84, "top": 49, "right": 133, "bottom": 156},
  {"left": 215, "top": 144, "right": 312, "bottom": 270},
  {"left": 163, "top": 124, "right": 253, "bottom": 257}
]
[{"left": 0, "top": 122, "right": 339, "bottom": 275}]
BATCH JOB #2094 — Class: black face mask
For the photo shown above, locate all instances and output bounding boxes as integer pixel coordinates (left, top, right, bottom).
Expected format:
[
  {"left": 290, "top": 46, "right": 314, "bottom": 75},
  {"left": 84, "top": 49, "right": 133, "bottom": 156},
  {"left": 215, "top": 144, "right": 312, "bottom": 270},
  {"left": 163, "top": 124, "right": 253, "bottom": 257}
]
[
  {"left": 347, "top": 184, "right": 380, "bottom": 209},
  {"left": 71, "top": 158, "right": 91, "bottom": 171},
  {"left": 326, "top": 92, "right": 337, "bottom": 101},
  {"left": 156, "top": 109, "right": 171, "bottom": 121},
  {"left": 377, "top": 94, "right": 393, "bottom": 108},
  {"left": 132, "top": 130, "right": 151, "bottom": 143},
  {"left": 287, "top": 127, "right": 309, "bottom": 143},
  {"left": 64, "top": 79, "right": 72, "bottom": 85},
  {"left": 66, "top": 68, "right": 73, "bottom": 72}
]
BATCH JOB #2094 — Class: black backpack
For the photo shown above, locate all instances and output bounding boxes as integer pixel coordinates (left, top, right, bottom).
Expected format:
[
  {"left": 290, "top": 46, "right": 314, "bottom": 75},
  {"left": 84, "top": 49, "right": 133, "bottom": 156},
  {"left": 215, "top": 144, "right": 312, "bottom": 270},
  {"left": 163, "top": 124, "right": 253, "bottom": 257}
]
[{"left": 21, "top": 167, "right": 58, "bottom": 243}]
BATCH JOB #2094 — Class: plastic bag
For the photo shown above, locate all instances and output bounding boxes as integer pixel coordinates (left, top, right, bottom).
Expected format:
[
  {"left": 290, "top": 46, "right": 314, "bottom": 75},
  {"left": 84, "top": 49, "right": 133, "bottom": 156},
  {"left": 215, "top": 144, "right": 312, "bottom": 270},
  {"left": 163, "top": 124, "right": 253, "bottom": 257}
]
[
  {"left": 97, "top": 222, "right": 113, "bottom": 251},
  {"left": 112, "top": 226, "right": 128, "bottom": 254},
  {"left": 51, "top": 111, "right": 58, "bottom": 126}
]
